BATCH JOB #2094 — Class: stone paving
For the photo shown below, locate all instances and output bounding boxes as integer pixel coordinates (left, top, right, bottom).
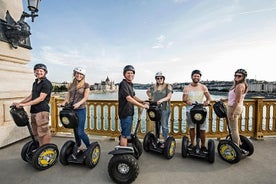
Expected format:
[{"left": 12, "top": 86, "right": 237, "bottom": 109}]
[{"left": 0, "top": 136, "right": 276, "bottom": 184}]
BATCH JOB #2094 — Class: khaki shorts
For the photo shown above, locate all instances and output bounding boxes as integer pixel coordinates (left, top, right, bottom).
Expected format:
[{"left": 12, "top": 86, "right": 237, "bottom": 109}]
[{"left": 31, "top": 111, "right": 51, "bottom": 137}]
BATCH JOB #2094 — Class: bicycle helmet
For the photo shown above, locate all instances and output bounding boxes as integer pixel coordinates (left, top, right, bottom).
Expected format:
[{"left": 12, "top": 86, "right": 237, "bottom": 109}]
[
  {"left": 213, "top": 101, "right": 227, "bottom": 118},
  {"left": 155, "top": 71, "right": 165, "bottom": 80},
  {"left": 34, "top": 63, "right": 47, "bottom": 73},
  {"left": 235, "top": 69, "right": 247, "bottom": 77},
  {"left": 191, "top": 69, "right": 202, "bottom": 76},
  {"left": 123, "top": 65, "right": 135, "bottom": 74},
  {"left": 73, "top": 67, "right": 86, "bottom": 76}
]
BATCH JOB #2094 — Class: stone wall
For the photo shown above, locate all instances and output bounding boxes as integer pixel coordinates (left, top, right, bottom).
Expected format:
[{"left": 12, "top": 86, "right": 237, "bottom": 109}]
[{"left": 0, "top": 0, "right": 33, "bottom": 147}]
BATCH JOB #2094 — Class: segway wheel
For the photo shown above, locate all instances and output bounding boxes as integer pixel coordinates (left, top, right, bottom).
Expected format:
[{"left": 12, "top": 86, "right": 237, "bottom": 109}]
[
  {"left": 85, "top": 142, "right": 101, "bottom": 169},
  {"left": 217, "top": 140, "right": 241, "bottom": 164},
  {"left": 21, "top": 140, "right": 39, "bottom": 162},
  {"left": 207, "top": 139, "right": 215, "bottom": 163},
  {"left": 181, "top": 136, "right": 189, "bottom": 158},
  {"left": 59, "top": 140, "right": 75, "bottom": 165},
  {"left": 240, "top": 135, "right": 254, "bottom": 156},
  {"left": 143, "top": 132, "right": 155, "bottom": 152},
  {"left": 32, "top": 143, "right": 59, "bottom": 170},
  {"left": 164, "top": 136, "right": 176, "bottom": 159},
  {"left": 108, "top": 154, "right": 139, "bottom": 184},
  {"left": 133, "top": 137, "right": 143, "bottom": 159}
]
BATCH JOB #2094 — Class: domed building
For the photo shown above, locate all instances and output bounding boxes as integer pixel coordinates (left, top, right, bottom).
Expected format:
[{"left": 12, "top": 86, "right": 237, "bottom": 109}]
[{"left": 91, "top": 76, "right": 118, "bottom": 92}]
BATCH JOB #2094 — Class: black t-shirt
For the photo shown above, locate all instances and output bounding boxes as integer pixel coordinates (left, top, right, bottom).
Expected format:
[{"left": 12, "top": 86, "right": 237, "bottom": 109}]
[
  {"left": 30, "top": 77, "right": 52, "bottom": 113},
  {"left": 118, "top": 79, "right": 135, "bottom": 119}
]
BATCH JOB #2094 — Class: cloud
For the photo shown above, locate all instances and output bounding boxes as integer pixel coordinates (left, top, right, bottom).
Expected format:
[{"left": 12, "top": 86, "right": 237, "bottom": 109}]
[
  {"left": 239, "top": 7, "right": 276, "bottom": 15},
  {"left": 152, "top": 35, "right": 174, "bottom": 49}
]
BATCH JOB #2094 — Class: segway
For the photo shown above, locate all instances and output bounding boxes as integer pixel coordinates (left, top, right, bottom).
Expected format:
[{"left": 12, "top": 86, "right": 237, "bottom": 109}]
[
  {"left": 213, "top": 101, "right": 254, "bottom": 164},
  {"left": 143, "top": 101, "right": 176, "bottom": 159},
  {"left": 108, "top": 109, "right": 144, "bottom": 184},
  {"left": 9, "top": 105, "right": 59, "bottom": 170},
  {"left": 181, "top": 102, "right": 215, "bottom": 163},
  {"left": 59, "top": 105, "right": 101, "bottom": 169}
]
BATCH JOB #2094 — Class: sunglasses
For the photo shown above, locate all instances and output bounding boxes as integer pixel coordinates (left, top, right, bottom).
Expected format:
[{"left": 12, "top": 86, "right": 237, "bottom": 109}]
[
  {"left": 156, "top": 77, "right": 163, "bottom": 80},
  {"left": 234, "top": 74, "right": 243, "bottom": 78}
]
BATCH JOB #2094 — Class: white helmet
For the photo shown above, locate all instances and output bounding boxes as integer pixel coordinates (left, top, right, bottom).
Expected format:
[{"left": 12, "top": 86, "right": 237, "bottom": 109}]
[
  {"left": 74, "top": 67, "right": 86, "bottom": 76},
  {"left": 155, "top": 71, "right": 165, "bottom": 80}
]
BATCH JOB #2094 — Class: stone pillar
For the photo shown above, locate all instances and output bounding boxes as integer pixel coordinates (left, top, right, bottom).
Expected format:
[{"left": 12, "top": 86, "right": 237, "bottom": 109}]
[{"left": 0, "top": 0, "right": 34, "bottom": 147}]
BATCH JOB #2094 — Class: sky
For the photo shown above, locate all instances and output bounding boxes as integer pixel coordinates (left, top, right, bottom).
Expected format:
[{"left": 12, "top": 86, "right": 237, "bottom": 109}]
[{"left": 23, "top": 0, "right": 276, "bottom": 84}]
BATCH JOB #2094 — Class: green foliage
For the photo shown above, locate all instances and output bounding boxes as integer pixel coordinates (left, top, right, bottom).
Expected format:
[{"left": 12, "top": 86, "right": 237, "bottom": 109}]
[{"left": 52, "top": 85, "right": 68, "bottom": 92}]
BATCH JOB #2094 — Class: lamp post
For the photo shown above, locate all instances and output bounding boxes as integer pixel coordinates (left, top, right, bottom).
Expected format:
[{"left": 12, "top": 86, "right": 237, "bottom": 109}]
[
  {"left": 27, "top": 0, "right": 41, "bottom": 22},
  {"left": 0, "top": 0, "right": 41, "bottom": 49}
]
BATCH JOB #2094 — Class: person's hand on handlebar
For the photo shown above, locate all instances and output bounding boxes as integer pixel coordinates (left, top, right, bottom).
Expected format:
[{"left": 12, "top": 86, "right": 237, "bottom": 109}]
[
  {"left": 143, "top": 102, "right": 149, "bottom": 109},
  {"left": 203, "top": 100, "right": 210, "bottom": 106}
]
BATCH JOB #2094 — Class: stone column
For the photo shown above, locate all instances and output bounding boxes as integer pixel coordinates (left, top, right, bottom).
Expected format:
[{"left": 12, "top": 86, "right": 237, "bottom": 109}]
[{"left": 0, "top": 0, "right": 34, "bottom": 147}]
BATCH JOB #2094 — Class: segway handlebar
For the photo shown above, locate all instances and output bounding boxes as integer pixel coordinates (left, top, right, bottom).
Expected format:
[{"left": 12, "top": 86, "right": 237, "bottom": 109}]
[
  {"left": 145, "top": 100, "right": 163, "bottom": 108},
  {"left": 59, "top": 103, "right": 74, "bottom": 110},
  {"left": 191, "top": 101, "right": 211, "bottom": 107}
]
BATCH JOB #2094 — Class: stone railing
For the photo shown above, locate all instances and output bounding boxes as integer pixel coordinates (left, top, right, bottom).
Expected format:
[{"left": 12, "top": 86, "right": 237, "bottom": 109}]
[{"left": 50, "top": 96, "right": 276, "bottom": 140}]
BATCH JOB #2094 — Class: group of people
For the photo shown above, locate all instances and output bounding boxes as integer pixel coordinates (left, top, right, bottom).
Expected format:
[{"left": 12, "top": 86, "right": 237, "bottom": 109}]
[
  {"left": 12, "top": 64, "right": 91, "bottom": 157},
  {"left": 118, "top": 65, "right": 248, "bottom": 151},
  {"left": 12, "top": 63, "right": 248, "bottom": 155}
]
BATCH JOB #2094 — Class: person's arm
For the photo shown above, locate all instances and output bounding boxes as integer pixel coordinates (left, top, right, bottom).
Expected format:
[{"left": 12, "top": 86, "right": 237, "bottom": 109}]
[
  {"left": 12, "top": 94, "right": 32, "bottom": 108},
  {"left": 203, "top": 86, "right": 211, "bottom": 106},
  {"left": 127, "top": 96, "right": 149, "bottom": 109},
  {"left": 182, "top": 85, "right": 192, "bottom": 105},
  {"left": 57, "top": 92, "right": 70, "bottom": 107},
  {"left": 146, "top": 87, "right": 153, "bottom": 100},
  {"left": 18, "top": 92, "right": 48, "bottom": 107}
]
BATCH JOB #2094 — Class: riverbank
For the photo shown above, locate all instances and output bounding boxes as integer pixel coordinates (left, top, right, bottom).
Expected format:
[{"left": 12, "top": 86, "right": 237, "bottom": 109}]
[
  {"left": 52, "top": 89, "right": 275, "bottom": 100},
  {"left": 210, "top": 90, "right": 276, "bottom": 99}
]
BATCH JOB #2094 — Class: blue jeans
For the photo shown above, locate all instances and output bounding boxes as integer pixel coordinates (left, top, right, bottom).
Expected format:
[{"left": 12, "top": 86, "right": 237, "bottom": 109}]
[
  {"left": 75, "top": 108, "right": 90, "bottom": 148},
  {"left": 160, "top": 109, "right": 170, "bottom": 139},
  {"left": 120, "top": 116, "right": 133, "bottom": 139}
]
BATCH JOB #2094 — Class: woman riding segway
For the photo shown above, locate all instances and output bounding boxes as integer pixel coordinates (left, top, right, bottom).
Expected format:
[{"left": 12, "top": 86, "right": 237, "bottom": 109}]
[
  {"left": 214, "top": 69, "right": 254, "bottom": 164},
  {"left": 57, "top": 67, "right": 100, "bottom": 168},
  {"left": 144, "top": 71, "right": 176, "bottom": 159}
]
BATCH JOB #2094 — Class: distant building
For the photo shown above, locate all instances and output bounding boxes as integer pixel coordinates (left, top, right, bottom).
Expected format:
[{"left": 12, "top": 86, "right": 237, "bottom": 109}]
[{"left": 91, "top": 76, "right": 118, "bottom": 92}]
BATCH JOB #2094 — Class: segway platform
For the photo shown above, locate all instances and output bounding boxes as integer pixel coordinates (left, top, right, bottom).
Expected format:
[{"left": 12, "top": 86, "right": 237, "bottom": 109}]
[
  {"left": 10, "top": 106, "right": 59, "bottom": 170},
  {"left": 213, "top": 101, "right": 254, "bottom": 164},
  {"left": 59, "top": 105, "right": 101, "bottom": 169}
]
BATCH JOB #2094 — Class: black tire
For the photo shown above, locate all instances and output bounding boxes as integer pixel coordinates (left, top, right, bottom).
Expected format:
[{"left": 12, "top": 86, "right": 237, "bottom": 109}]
[
  {"left": 207, "top": 139, "right": 215, "bottom": 163},
  {"left": 240, "top": 135, "right": 254, "bottom": 156},
  {"left": 59, "top": 140, "right": 75, "bottom": 165},
  {"left": 181, "top": 136, "right": 189, "bottom": 158},
  {"left": 164, "top": 136, "right": 176, "bottom": 159},
  {"left": 133, "top": 137, "right": 143, "bottom": 159},
  {"left": 32, "top": 143, "right": 59, "bottom": 170},
  {"left": 143, "top": 132, "right": 155, "bottom": 152},
  {"left": 85, "top": 142, "right": 101, "bottom": 169},
  {"left": 217, "top": 140, "right": 241, "bottom": 164},
  {"left": 108, "top": 154, "right": 139, "bottom": 184},
  {"left": 21, "top": 140, "right": 39, "bottom": 162}
]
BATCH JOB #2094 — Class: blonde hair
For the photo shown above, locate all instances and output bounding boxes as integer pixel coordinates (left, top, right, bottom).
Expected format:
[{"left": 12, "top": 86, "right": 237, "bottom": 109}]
[{"left": 69, "top": 77, "right": 85, "bottom": 90}]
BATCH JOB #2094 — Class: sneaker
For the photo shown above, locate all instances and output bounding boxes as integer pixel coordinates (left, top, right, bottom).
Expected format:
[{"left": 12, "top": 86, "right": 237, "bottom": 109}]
[
  {"left": 240, "top": 148, "right": 248, "bottom": 155},
  {"left": 201, "top": 146, "right": 208, "bottom": 153},
  {"left": 71, "top": 154, "right": 77, "bottom": 160},
  {"left": 188, "top": 144, "right": 194, "bottom": 150},
  {"left": 160, "top": 142, "right": 165, "bottom": 149}
]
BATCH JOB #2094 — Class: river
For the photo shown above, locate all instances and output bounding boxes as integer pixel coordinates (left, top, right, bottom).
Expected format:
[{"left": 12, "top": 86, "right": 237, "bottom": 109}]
[{"left": 89, "top": 89, "right": 227, "bottom": 101}]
